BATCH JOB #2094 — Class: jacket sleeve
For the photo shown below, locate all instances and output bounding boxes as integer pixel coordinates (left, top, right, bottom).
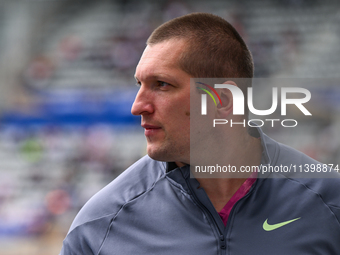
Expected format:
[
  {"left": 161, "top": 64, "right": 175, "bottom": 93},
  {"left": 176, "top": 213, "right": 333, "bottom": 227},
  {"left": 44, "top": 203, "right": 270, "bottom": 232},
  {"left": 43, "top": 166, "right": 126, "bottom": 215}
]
[{"left": 60, "top": 214, "right": 114, "bottom": 255}]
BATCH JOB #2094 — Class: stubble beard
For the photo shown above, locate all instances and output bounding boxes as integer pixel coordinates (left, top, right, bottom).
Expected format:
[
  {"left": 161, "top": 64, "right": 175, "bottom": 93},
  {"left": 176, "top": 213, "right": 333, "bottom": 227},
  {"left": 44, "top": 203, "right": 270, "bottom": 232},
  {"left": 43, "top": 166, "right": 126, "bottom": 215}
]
[{"left": 146, "top": 137, "right": 189, "bottom": 164}]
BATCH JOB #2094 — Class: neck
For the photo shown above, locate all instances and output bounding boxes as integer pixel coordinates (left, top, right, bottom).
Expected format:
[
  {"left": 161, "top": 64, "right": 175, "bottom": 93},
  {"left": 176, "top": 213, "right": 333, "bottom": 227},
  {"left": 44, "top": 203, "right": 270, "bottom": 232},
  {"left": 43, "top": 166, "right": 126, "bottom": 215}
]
[{"left": 194, "top": 129, "right": 262, "bottom": 212}]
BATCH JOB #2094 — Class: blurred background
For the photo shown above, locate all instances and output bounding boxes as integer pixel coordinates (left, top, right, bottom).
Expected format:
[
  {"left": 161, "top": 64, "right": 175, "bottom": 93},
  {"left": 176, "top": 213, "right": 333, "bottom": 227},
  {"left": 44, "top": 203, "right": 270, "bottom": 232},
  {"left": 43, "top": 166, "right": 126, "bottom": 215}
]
[{"left": 0, "top": 0, "right": 339, "bottom": 254}]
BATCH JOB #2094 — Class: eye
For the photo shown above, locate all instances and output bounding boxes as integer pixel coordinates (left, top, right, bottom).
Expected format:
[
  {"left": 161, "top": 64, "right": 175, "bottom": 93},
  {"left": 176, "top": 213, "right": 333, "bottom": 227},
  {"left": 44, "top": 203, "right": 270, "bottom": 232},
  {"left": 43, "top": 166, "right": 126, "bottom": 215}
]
[{"left": 157, "top": 81, "right": 171, "bottom": 88}]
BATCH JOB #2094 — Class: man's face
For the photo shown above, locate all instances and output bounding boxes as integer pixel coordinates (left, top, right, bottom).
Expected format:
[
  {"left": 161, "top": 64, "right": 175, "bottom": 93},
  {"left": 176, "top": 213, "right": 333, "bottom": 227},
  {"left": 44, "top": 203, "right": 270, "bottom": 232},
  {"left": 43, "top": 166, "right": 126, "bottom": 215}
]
[{"left": 131, "top": 39, "right": 191, "bottom": 164}]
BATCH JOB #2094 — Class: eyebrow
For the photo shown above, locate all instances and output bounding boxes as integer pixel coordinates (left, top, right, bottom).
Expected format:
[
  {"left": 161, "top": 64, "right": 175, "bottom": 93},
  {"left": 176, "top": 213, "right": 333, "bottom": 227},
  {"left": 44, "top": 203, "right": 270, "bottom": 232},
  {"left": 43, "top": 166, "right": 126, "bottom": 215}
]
[{"left": 134, "top": 74, "right": 179, "bottom": 85}]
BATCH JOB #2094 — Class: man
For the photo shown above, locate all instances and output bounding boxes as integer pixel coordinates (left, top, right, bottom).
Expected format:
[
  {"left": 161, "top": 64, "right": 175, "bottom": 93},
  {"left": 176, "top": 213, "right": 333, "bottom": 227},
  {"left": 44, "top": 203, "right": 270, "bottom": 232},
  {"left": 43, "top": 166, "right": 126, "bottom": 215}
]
[{"left": 61, "top": 13, "right": 340, "bottom": 254}]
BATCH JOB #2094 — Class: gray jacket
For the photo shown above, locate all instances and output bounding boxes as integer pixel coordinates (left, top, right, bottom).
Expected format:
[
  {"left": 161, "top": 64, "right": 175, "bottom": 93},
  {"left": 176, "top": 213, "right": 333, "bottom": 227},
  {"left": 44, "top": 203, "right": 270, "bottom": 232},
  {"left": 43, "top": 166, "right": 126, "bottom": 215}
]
[{"left": 61, "top": 127, "right": 340, "bottom": 254}]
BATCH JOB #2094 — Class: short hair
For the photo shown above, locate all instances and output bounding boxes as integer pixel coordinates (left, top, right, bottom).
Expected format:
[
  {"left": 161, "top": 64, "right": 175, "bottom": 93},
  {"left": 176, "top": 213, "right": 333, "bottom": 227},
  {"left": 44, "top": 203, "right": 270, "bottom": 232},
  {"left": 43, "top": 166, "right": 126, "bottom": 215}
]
[
  {"left": 147, "top": 12, "right": 253, "bottom": 117},
  {"left": 148, "top": 12, "right": 253, "bottom": 79}
]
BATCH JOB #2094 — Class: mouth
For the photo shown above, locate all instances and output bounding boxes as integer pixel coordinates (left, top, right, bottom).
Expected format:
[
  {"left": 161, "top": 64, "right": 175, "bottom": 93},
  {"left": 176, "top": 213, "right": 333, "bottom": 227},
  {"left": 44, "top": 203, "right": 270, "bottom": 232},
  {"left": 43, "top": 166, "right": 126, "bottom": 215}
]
[{"left": 142, "top": 124, "right": 162, "bottom": 136}]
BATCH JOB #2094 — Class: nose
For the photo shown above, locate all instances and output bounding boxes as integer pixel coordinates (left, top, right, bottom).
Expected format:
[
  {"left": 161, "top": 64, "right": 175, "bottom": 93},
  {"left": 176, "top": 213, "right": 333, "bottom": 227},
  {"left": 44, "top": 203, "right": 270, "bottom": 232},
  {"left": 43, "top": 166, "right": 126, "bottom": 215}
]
[{"left": 131, "top": 86, "right": 154, "bottom": 116}]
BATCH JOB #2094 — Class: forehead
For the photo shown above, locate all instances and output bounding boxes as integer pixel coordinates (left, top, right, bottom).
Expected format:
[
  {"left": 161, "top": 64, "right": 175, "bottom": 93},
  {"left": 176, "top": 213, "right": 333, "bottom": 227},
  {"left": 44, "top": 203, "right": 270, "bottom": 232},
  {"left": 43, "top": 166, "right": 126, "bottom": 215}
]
[{"left": 135, "top": 39, "right": 187, "bottom": 81}]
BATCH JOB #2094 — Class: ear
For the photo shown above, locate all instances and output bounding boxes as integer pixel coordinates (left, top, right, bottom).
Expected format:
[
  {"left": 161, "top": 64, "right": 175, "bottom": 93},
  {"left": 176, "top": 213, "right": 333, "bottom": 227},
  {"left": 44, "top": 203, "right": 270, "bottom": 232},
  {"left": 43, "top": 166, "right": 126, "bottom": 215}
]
[{"left": 216, "top": 81, "right": 238, "bottom": 118}]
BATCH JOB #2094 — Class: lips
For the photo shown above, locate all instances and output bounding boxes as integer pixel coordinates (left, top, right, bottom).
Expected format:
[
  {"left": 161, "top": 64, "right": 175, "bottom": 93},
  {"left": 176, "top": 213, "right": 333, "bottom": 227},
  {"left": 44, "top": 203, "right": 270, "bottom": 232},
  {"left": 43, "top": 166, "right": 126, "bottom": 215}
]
[
  {"left": 142, "top": 124, "right": 161, "bottom": 129},
  {"left": 142, "top": 124, "right": 162, "bottom": 136}
]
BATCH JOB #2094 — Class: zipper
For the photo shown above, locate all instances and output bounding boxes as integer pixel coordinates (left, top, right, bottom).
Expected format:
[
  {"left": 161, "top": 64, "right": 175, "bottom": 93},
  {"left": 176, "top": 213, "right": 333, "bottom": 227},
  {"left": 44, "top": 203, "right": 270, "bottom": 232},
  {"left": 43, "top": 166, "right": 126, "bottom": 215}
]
[
  {"left": 185, "top": 178, "right": 227, "bottom": 253},
  {"left": 225, "top": 178, "right": 259, "bottom": 231},
  {"left": 185, "top": 174, "right": 261, "bottom": 254}
]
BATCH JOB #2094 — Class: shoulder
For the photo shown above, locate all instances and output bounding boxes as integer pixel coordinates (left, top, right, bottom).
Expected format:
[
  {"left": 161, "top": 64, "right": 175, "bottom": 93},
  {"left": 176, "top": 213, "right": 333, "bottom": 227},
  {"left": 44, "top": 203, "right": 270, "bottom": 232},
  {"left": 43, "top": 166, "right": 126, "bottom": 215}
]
[
  {"left": 261, "top": 134, "right": 340, "bottom": 222},
  {"left": 69, "top": 155, "right": 167, "bottom": 232},
  {"left": 61, "top": 156, "right": 167, "bottom": 254}
]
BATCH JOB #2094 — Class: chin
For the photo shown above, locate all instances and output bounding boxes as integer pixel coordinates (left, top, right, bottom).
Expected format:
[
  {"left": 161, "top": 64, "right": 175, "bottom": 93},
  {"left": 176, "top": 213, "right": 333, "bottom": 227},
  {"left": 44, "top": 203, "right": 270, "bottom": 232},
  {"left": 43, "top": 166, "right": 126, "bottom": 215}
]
[
  {"left": 147, "top": 151, "right": 168, "bottom": 162},
  {"left": 147, "top": 150, "right": 188, "bottom": 165},
  {"left": 146, "top": 143, "right": 189, "bottom": 163},
  {"left": 146, "top": 147, "right": 171, "bottom": 162}
]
